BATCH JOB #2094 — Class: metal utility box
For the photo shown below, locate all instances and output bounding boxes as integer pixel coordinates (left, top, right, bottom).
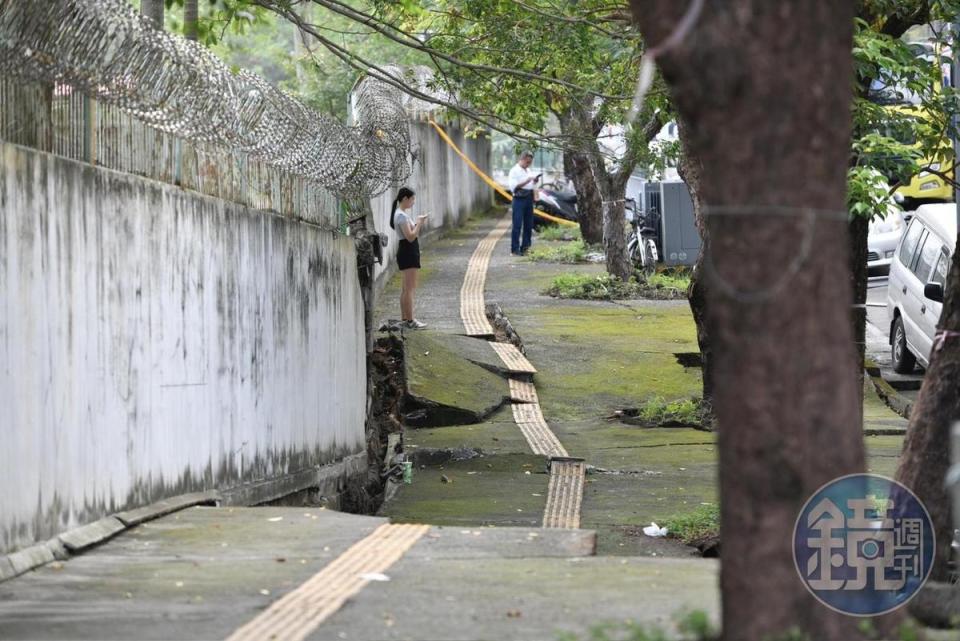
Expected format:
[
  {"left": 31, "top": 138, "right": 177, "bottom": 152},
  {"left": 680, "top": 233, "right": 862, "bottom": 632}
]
[{"left": 643, "top": 181, "right": 699, "bottom": 266}]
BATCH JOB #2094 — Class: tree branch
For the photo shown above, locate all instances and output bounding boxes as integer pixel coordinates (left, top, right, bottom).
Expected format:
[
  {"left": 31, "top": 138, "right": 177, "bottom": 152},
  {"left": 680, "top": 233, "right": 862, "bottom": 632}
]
[{"left": 257, "top": 0, "right": 637, "bottom": 101}]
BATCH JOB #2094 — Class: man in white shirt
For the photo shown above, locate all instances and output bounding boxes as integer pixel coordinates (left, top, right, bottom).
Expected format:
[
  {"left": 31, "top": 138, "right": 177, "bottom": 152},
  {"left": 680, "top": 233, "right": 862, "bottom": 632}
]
[{"left": 508, "top": 150, "right": 539, "bottom": 255}]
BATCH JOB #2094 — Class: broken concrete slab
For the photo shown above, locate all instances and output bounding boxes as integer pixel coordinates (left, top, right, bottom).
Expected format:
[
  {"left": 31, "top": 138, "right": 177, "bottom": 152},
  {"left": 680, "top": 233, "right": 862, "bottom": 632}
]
[
  {"left": 58, "top": 517, "right": 126, "bottom": 553},
  {"left": 0, "top": 507, "right": 389, "bottom": 641},
  {"left": 5, "top": 543, "right": 56, "bottom": 578},
  {"left": 403, "top": 331, "right": 509, "bottom": 427},
  {"left": 380, "top": 453, "right": 549, "bottom": 528},
  {"left": 114, "top": 491, "right": 220, "bottom": 527},
  {"left": 407, "top": 526, "right": 596, "bottom": 560},
  {"left": 412, "top": 331, "right": 535, "bottom": 376},
  {"left": 0, "top": 556, "right": 17, "bottom": 582},
  {"left": 316, "top": 555, "right": 720, "bottom": 641}
]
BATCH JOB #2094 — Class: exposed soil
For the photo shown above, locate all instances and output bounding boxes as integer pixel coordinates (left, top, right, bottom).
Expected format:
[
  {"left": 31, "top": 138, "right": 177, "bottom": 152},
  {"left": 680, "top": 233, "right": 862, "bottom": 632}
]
[
  {"left": 486, "top": 303, "right": 526, "bottom": 352},
  {"left": 339, "top": 334, "right": 407, "bottom": 514}
]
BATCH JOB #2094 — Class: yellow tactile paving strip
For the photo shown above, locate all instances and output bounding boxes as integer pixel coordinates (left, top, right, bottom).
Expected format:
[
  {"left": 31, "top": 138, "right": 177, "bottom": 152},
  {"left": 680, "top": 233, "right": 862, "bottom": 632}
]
[
  {"left": 225, "top": 523, "right": 429, "bottom": 641},
  {"left": 511, "top": 403, "right": 568, "bottom": 458},
  {"left": 542, "top": 460, "right": 586, "bottom": 530},
  {"left": 509, "top": 378, "right": 538, "bottom": 404},
  {"left": 460, "top": 216, "right": 511, "bottom": 336},
  {"left": 460, "top": 213, "right": 584, "bottom": 530},
  {"left": 490, "top": 342, "right": 537, "bottom": 374}
]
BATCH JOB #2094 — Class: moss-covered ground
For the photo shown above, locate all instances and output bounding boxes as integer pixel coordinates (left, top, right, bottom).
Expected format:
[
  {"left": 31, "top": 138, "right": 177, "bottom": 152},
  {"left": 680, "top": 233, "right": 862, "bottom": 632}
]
[
  {"left": 403, "top": 331, "right": 509, "bottom": 422},
  {"left": 378, "top": 215, "right": 912, "bottom": 558}
]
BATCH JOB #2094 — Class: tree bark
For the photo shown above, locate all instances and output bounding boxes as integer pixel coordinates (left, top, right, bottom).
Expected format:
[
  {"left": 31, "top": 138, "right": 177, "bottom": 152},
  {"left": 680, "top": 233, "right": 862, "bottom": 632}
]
[
  {"left": 675, "top": 118, "right": 713, "bottom": 402},
  {"left": 569, "top": 152, "right": 604, "bottom": 245},
  {"left": 631, "top": 2, "right": 870, "bottom": 639},
  {"left": 593, "top": 169, "right": 632, "bottom": 281},
  {"left": 849, "top": 216, "right": 869, "bottom": 396},
  {"left": 140, "top": 0, "right": 164, "bottom": 29},
  {"left": 556, "top": 108, "right": 604, "bottom": 244},
  {"left": 184, "top": 0, "right": 199, "bottom": 41},
  {"left": 896, "top": 247, "right": 960, "bottom": 582}
]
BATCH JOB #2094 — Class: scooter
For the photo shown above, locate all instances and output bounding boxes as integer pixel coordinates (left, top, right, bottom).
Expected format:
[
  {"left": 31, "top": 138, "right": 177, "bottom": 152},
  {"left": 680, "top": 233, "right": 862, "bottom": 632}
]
[
  {"left": 535, "top": 185, "right": 578, "bottom": 224},
  {"left": 627, "top": 200, "right": 660, "bottom": 275}
]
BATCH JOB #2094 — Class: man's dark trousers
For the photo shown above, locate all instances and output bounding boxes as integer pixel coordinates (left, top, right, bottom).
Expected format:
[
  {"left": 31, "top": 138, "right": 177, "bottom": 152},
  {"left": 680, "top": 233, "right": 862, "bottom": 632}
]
[{"left": 511, "top": 191, "right": 534, "bottom": 254}]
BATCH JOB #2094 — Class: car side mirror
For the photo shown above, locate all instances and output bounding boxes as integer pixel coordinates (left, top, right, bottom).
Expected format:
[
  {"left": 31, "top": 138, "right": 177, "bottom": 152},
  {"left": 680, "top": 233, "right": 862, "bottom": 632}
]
[{"left": 923, "top": 282, "right": 944, "bottom": 303}]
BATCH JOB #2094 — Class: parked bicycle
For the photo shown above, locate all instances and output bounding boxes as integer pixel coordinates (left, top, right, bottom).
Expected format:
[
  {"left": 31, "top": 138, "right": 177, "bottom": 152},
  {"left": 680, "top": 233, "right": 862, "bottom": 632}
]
[{"left": 626, "top": 199, "right": 660, "bottom": 276}]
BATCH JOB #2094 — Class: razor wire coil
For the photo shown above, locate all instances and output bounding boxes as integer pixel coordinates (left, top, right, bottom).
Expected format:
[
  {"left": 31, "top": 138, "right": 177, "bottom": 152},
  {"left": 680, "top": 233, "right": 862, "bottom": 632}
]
[{"left": 0, "top": 0, "right": 435, "bottom": 200}]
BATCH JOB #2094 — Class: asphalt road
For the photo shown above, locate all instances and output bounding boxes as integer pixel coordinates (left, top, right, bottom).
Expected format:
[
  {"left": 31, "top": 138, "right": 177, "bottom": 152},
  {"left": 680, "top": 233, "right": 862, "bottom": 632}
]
[{"left": 866, "top": 274, "right": 893, "bottom": 368}]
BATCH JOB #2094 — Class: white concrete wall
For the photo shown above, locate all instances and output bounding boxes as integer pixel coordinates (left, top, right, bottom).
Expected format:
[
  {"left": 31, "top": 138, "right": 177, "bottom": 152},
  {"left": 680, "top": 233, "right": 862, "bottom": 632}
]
[
  {"left": 372, "top": 121, "right": 493, "bottom": 289},
  {"left": 0, "top": 142, "right": 367, "bottom": 554}
]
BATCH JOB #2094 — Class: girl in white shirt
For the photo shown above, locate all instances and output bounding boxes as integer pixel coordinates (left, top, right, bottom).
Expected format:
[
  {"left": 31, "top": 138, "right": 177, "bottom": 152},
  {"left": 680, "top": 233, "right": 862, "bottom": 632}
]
[{"left": 390, "top": 187, "right": 429, "bottom": 329}]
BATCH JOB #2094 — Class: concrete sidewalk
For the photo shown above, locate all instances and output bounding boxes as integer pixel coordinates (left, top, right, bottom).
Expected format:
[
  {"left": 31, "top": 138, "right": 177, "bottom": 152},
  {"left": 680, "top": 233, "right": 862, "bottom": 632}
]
[
  {"left": 1, "top": 209, "right": 928, "bottom": 641},
  {"left": 0, "top": 506, "right": 718, "bottom": 641},
  {"left": 0, "top": 210, "right": 722, "bottom": 641}
]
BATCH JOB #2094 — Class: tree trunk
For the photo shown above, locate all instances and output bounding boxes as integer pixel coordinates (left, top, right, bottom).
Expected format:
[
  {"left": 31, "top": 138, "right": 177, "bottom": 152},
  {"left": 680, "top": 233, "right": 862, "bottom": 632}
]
[
  {"left": 556, "top": 108, "right": 604, "bottom": 244},
  {"left": 580, "top": 128, "right": 631, "bottom": 280},
  {"left": 631, "top": 2, "right": 870, "bottom": 639},
  {"left": 569, "top": 152, "right": 603, "bottom": 245},
  {"left": 600, "top": 187, "right": 632, "bottom": 281},
  {"left": 896, "top": 246, "right": 960, "bottom": 582},
  {"left": 675, "top": 118, "right": 713, "bottom": 402},
  {"left": 140, "top": 0, "right": 164, "bottom": 29},
  {"left": 849, "top": 216, "right": 869, "bottom": 396},
  {"left": 184, "top": 0, "right": 199, "bottom": 41}
]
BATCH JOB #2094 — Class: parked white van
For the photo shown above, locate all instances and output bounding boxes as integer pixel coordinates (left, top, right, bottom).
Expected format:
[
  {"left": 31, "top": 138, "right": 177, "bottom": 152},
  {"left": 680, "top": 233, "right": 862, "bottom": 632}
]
[{"left": 887, "top": 203, "right": 957, "bottom": 373}]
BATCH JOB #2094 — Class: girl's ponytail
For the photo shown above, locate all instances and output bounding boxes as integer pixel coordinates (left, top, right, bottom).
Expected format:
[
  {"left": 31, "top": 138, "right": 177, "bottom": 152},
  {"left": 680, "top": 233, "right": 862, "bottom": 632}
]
[
  {"left": 390, "top": 186, "right": 415, "bottom": 230},
  {"left": 389, "top": 197, "right": 399, "bottom": 229}
]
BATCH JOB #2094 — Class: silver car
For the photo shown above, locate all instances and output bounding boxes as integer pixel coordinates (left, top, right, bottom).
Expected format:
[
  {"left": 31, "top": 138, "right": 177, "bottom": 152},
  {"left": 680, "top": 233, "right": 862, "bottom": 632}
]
[
  {"left": 887, "top": 203, "right": 957, "bottom": 373},
  {"left": 867, "top": 205, "right": 906, "bottom": 274}
]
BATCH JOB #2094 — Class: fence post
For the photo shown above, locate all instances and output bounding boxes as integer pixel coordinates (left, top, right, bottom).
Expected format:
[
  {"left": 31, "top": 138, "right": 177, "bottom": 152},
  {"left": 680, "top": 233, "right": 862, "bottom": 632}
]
[{"left": 82, "top": 95, "right": 97, "bottom": 165}]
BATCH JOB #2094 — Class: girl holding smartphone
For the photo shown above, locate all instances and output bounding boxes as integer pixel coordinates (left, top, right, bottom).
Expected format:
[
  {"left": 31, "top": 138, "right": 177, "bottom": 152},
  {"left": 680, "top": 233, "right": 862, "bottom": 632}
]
[{"left": 390, "top": 187, "right": 429, "bottom": 329}]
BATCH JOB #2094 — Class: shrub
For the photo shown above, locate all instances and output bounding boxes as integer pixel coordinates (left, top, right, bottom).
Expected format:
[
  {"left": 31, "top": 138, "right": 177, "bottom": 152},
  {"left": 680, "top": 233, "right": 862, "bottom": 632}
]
[
  {"left": 543, "top": 273, "right": 645, "bottom": 300},
  {"left": 662, "top": 504, "right": 720, "bottom": 546},
  {"left": 645, "top": 270, "right": 691, "bottom": 293}
]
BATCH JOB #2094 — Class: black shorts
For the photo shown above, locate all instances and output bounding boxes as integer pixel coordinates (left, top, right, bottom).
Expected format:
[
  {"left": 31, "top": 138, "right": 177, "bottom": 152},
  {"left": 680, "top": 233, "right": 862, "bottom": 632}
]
[{"left": 397, "top": 238, "right": 421, "bottom": 270}]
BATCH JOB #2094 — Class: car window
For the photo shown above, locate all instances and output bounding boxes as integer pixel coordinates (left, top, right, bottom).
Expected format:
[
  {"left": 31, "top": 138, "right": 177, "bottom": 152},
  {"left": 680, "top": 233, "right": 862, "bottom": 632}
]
[
  {"left": 930, "top": 249, "right": 949, "bottom": 286},
  {"left": 911, "top": 232, "right": 940, "bottom": 282},
  {"left": 897, "top": 219, "right": 924, "bottom": 267}
]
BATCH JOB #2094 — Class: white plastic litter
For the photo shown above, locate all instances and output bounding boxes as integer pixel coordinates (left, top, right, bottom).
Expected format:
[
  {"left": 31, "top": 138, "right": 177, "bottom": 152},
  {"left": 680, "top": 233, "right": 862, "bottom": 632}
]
[
  {"left": 642, "top": 522, "right": 669, "bottom": 537},
  {"left": 359, "top": 572, "right": 391, "bottom": 582}
]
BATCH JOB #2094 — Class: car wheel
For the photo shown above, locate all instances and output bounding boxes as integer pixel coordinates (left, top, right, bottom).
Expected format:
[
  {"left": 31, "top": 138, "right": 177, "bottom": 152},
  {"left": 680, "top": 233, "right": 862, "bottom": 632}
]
[{"left": 891, "top": 316, "right": 917, "bottom": 374}]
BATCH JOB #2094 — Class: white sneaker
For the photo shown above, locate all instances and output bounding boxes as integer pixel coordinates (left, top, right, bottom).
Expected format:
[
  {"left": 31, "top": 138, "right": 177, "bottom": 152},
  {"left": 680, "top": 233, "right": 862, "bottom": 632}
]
[{"left": 405, "top": 319, "right": 428, "bottom": 330}]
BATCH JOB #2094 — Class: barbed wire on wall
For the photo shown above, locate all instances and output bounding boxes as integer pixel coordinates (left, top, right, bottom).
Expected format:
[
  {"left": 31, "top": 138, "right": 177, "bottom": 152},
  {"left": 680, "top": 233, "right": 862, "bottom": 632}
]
[{"left": 0, "top": 0, "right": 434, "bottom": 200}]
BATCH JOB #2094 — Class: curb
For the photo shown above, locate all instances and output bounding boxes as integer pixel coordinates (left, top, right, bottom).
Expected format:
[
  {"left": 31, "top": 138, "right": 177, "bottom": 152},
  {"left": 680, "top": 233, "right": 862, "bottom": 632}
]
[
  {"left": 0, "top": 455, "right": 369, "bottom": 584},
  {"left": 0, "top": 492, "right": 220, "bottom": 584},
  {"left": 865, "top": 359, "right": 913, "bottom": 420}
]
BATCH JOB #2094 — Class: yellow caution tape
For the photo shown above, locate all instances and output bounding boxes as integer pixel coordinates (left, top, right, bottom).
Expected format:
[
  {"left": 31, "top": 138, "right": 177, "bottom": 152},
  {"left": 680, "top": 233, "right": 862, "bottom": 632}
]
[{"left": 428, "top": 120, "right": 578, "bottom": 227}]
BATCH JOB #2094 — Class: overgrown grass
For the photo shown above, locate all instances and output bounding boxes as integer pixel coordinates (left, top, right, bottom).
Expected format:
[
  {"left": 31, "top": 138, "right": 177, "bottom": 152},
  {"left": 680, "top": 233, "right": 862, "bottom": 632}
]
[
  {"left": 645, "top": 270, "right": 692, "bottom": 294},
  {"left": 628, "top": 396, "right": 704, "bottom": 427},
  {"left": 543, "top": 273, "right": 645, "bottom": 300},
  {"left": 527, "top": 239, "right": 589, "bottom": 263},
  {"left": 662, "top": 504, "right": 720, "bottom": 545},
  {"left": 537, "top": 225, "right": 582, "bottom": 242},
  {"left": 556, "top": 610, "right": 718, "bottom": 641}
]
